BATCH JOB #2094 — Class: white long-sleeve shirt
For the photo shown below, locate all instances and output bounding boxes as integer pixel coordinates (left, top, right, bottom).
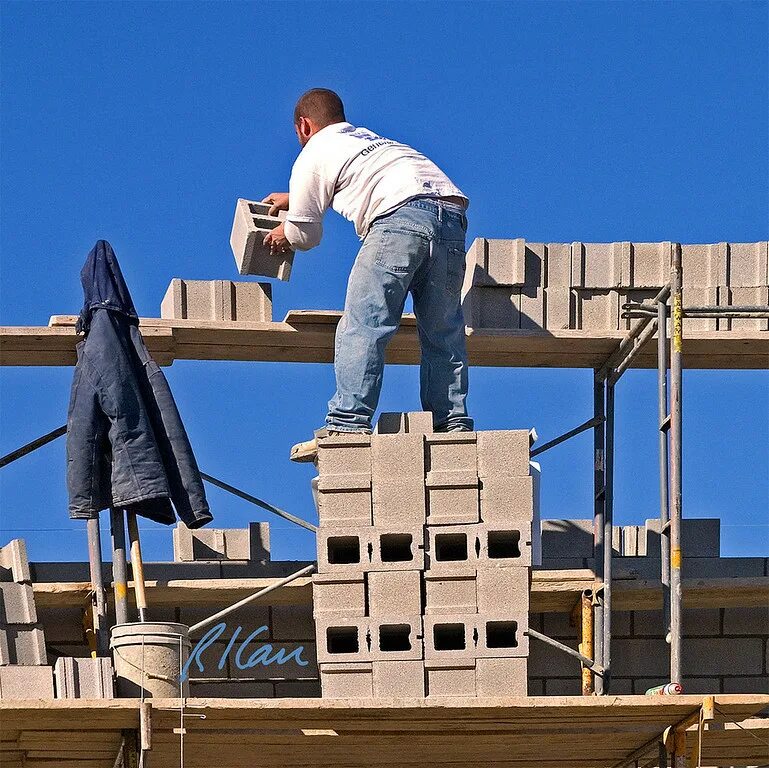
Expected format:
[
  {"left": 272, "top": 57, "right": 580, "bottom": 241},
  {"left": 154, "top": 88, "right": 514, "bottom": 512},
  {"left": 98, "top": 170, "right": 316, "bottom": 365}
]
[{"left": 283, "top": 122, "right": 468, "bottom": 251}]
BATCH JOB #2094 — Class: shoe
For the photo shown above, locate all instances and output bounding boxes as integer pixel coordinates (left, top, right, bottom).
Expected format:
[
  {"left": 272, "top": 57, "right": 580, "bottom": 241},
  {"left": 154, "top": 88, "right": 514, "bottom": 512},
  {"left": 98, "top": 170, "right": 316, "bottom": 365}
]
[{"left": 290, "top": 427, "right": 347, "bottom": 464}]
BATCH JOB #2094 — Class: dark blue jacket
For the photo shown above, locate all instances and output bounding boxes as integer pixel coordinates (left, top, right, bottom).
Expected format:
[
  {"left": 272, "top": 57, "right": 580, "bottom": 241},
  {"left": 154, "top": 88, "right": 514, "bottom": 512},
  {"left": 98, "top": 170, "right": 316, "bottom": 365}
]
[{"left": 66, "top": 241, "right": 212, "bottom": 528}]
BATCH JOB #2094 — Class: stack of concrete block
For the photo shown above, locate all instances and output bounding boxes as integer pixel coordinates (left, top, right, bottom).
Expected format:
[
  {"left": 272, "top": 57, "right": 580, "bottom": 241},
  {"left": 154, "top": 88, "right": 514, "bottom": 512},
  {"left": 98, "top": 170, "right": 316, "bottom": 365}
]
[
  {"left": 313, "top": 417, "right": 535, "bottom": 699},
  {"left": 423, "top": 430, "right": 533, "bottom": 697},
  {"left": 173, "top": 522, "right": 271, "bottom": 562},
  {"left": 230, "top": 198, "right": 293, "bottom": 281},
  {"left": 0, "top": 539, "right": 54, "bottom": 699},
  {"left": 462, "top": 239, "right": 769, "bottom": 333},
  {"left": 161, "top": 279, "right": 272, "bottom": 322},
  {"left": 54, "top": 657, "right": 114, "bottom": 698}
]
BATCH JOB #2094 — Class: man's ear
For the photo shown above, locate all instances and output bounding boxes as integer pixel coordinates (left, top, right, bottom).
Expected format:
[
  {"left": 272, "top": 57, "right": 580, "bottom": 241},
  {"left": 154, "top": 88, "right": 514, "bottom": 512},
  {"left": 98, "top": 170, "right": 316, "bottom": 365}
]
[{"left": 297, "top": 116, "right": 312, "bottom": 140}]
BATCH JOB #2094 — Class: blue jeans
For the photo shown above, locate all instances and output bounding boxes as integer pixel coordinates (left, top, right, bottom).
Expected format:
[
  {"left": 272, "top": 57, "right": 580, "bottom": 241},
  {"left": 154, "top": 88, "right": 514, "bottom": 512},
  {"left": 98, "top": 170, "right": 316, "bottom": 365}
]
[{"left": 326, "top": 198, "right": 473, "bottom": 433}]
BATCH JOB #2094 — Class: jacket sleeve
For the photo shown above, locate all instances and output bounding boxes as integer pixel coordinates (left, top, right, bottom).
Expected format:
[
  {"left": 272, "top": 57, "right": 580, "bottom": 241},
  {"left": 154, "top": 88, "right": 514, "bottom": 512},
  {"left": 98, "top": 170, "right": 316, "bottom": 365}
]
[{"left": 66, "top": 357, "right": 111, "bottom": 518}]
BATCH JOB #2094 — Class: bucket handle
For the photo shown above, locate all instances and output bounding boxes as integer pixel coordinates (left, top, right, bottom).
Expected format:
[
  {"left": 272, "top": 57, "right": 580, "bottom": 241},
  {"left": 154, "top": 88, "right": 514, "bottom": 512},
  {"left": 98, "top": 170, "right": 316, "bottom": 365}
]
[{"left": 113, "top": 645, "right": 181, "bottom": 686}]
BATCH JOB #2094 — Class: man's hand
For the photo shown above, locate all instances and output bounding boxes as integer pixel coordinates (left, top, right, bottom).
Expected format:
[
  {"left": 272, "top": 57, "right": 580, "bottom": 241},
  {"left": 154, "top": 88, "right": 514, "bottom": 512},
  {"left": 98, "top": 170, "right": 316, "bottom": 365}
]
[
  {"left": 263, "top": 222, "right": 292, "bottom": 256},
  {"left": 261, "top": 192, "right": 289, "bottom": 217}
]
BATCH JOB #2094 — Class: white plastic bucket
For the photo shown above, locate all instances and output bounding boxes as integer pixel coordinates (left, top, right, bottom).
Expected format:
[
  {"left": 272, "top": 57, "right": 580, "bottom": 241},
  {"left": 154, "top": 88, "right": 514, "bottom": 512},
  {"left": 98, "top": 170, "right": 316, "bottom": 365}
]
[{"left": 110, "top": 622, "right": 191, "bottom": 698}]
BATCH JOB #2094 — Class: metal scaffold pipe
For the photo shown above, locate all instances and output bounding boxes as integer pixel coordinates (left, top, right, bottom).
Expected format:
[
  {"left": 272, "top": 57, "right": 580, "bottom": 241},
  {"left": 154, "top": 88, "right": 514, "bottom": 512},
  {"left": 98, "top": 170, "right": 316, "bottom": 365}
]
[
  {"left": 658, "top": 294, "right": 671, "bottom": 639},
  {"left": 592, "top": 372, "right": 606, "bottom": 695},
  {"left": 669, "top": 243, "right": 684, "bottom": 684}
]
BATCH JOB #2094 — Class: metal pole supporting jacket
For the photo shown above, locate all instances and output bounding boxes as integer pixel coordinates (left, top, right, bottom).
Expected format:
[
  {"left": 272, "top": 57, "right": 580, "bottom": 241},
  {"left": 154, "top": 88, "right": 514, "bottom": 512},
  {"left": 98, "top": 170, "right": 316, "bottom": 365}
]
[{"left": 66, "top": 240, "right": 213, "bottom": 529}]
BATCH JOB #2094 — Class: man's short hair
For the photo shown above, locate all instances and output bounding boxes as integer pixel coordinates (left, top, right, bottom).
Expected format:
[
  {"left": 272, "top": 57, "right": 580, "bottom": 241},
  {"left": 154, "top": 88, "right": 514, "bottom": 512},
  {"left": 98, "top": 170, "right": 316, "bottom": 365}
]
[{"left": 294, "top": 89, "right": 346, "bottom": 128}]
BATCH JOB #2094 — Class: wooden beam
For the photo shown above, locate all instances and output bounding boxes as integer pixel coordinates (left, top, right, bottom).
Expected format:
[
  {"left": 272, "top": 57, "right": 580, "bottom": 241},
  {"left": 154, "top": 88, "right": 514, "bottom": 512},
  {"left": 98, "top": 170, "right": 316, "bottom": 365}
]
[
  {"left": 31, "top": 572, "right": 769, "bottom": 614},
  {"left": 1, "top": 313, "right": 766, "bottom": 368}
]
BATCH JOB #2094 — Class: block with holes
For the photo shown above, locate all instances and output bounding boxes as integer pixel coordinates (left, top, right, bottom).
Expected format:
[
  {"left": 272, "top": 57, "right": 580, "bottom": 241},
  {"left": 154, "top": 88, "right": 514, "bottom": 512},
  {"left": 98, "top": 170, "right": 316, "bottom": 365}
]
[
  {"left": 423, "top": 613, "right": 528, "bottom": 660},
  {"left": 230, "top": 198, "right": 293, "bottom": 280},
  {"left": 426, "top": 523, "right": 532, "bottom": 569},
  {"left": 315, "top": 617, "right": 370, "bottom": 664},
  {"left": 368, "top": 617, "right": 423, "bottom": 662},
  {"left": 317, "top": 526, "right": 425, "bottom": 573}
]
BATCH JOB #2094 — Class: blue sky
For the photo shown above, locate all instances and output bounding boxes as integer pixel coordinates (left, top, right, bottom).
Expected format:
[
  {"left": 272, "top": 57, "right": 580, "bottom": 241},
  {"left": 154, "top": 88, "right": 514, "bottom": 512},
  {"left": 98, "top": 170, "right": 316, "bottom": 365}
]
[{"left": 1, "top": 0, "right": 767, "bottom": 564}]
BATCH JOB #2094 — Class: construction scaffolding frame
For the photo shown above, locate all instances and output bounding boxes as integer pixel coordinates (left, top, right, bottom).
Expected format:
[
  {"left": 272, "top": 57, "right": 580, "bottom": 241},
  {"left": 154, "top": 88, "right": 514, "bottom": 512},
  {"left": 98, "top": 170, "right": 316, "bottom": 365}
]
[{"left": 1, "top": 240, "right": 768, "bottom": 698}]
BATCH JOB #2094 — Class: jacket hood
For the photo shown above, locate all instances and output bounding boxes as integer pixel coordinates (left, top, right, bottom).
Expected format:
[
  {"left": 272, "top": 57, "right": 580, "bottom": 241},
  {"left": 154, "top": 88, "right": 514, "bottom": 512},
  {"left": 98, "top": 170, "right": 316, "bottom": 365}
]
[{"left": 77, "top": 240, "right": 139, "bottom": 333}]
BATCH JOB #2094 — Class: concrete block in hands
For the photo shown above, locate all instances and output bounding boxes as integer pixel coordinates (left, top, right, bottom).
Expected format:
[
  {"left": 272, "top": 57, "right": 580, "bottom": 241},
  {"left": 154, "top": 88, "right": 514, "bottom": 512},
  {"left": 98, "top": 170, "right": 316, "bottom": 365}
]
[
  {"left": 366, "top": 570, "right": 422, "bottom": 617},
  {"left": 230, "top": 198, "right": 293, "bottom": 280},
  {"left": 372, "top": 660, "right": 425, "bottom": 697}
]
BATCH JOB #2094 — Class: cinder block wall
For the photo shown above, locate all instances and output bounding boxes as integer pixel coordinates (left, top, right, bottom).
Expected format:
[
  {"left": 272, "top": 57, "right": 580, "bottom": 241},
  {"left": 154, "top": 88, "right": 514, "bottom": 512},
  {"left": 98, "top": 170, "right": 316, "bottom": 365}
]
[
  {"left": 528, "top": 607, "right": 769, "bottom": 696},
  {"left": 29, "top": 516, "right": 769, "bottom": 698}
]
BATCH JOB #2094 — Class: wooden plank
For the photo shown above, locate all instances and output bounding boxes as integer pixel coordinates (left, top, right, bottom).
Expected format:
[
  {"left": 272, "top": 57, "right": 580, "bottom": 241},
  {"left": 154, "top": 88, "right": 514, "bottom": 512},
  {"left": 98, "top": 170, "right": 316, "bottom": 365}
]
[
  {"left": 31, "top": 573, "right": 769, "bottom": 614},
  {"left": 3, "top": 696, "right": 766, "bottom": 768},
  {"left": 2, "top": 315, "right": 766, "bottom": 368}
]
